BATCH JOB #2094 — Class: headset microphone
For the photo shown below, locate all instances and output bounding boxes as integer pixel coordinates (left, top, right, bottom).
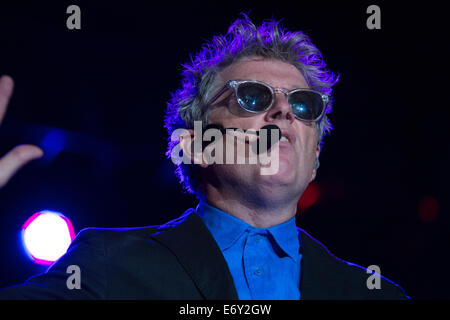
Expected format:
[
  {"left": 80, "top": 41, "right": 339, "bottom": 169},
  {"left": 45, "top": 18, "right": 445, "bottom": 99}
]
[{"left": 203, "top": 123, "right": 281, "bottom": 154}]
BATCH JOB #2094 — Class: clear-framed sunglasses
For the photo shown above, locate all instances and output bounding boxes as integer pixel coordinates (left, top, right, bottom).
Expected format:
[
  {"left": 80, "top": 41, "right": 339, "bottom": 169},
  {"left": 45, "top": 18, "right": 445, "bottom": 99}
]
[{"left": 204, "top": 79, "right": 330, "bottom": 122}]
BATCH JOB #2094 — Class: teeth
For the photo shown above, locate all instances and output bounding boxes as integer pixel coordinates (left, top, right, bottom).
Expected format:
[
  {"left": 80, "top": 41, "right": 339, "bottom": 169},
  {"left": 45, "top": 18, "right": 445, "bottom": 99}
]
[{"left": 280, "top": 136, "right": 289, "bottom": 142}]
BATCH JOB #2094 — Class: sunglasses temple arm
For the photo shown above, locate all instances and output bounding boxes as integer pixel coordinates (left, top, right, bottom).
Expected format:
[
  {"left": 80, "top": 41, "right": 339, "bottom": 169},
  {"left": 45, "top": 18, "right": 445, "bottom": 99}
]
[{"left": 202, "top": 83, "right": 230, "bottom": 110}]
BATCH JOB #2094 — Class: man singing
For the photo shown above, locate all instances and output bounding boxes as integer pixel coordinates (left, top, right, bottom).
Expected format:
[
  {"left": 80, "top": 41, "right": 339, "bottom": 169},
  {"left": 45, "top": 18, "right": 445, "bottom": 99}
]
[{"left": 0, "top": 14, "right": 409, "bottom": 299}]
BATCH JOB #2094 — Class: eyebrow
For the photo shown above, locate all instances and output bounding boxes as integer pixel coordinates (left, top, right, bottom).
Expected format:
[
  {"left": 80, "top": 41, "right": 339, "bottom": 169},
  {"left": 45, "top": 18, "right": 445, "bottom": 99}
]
[
  {"left": 286, "top": 83, "right": 310, "bottom": 90},
  {"left": 259, "top": 79, "right": 309, "bottom": 91},
  {"left": 241, "top": 79, "right": 309, "bottom": 91}
]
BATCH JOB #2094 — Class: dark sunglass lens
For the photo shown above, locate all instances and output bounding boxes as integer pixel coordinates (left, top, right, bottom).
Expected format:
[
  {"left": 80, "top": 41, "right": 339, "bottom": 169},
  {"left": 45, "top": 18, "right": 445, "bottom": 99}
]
[
  {"left": 236, "top": 83, "right": 272, "bottom": 112},
  {"left": 289, "top": 91, "right": 324, "bottom": 120}
]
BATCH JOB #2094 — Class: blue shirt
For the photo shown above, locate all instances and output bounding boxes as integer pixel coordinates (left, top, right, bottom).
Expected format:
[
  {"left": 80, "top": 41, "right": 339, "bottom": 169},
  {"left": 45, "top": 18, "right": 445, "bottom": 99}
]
[{"left": 196, "top": 201, "right": 302, "bottom": 300}]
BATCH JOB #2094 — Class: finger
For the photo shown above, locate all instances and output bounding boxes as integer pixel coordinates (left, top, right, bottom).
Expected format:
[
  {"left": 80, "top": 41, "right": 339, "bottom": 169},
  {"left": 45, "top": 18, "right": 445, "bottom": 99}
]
[
  {"left": 0, "top": 75, "right": 14, "bottom": 126},
  {"left": 0, "top": 144, "right": 44, "bottom": 188}
]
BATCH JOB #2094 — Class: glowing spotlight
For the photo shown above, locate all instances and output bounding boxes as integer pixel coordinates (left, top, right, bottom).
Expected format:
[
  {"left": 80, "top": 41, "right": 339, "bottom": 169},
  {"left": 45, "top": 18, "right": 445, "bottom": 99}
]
[{"left": 21, "top": 211, "right": 75, "bottom": 266}]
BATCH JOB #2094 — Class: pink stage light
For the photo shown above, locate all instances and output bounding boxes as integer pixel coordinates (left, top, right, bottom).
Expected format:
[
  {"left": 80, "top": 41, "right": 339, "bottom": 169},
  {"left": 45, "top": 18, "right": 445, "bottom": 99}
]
[{"left": 21, "top": 211, "right": 75, "bottom": 266}]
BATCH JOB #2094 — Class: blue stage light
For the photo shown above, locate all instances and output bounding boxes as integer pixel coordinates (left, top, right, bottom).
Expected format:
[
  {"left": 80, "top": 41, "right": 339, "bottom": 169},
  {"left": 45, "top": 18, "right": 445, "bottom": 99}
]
[{"left": 39, "top": 130, "right": 66, "bottom": 165}]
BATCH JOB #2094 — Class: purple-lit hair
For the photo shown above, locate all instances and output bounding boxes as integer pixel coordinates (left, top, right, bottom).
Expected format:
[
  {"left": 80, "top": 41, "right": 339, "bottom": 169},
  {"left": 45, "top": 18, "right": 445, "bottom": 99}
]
[{"left": 164, "top": 14, "right": 340, "bottom": 196}]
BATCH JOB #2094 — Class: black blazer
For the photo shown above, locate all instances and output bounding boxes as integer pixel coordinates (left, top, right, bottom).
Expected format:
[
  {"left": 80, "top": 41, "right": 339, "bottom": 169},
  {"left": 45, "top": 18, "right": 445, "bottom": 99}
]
[{"left": 0, "top": 209, "right": 409, "bottom": 299}]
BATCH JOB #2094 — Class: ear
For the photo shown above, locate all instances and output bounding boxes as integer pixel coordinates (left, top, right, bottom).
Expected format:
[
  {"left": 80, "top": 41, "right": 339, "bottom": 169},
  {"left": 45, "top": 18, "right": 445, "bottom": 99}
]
[
  {"left": 309, "top": 144, "right": 321, "bottom": 182},
  {"left": 179, "top": 129, "right": 209, "bottom": 168}
]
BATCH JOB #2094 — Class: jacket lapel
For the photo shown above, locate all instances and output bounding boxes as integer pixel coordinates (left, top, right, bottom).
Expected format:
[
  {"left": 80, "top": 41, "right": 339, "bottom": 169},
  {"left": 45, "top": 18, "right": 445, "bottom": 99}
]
[
  {"left": 150, "top": 209, "right": 239, "bottom": 300},
  {"left": 299, "top": 229, "right": 344, "bottom": 299},
  {"left": 150, "top": 209, "right": 345, "bottom": 300}
]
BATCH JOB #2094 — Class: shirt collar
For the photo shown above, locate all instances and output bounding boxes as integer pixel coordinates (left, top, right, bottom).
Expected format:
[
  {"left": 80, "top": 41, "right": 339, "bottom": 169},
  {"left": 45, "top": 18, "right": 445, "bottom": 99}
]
[
  {"left": 265, "top": 217, "right": 301, "bottom": 263},
  {"left": 196, "top": 201, "right": 249, "bottom": 251},
  {"left": 195, "top": 201, "right": 301, "bottom": 262}
]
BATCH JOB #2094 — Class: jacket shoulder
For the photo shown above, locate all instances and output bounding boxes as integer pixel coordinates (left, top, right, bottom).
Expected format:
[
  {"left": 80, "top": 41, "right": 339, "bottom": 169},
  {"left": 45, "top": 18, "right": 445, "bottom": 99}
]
[
  {"left": 78, "top": 208, "right": 194, "bottom": 236},
  {"left": 74, "top": 209, "right": 195, "bottom": 250},
  {"left": 0, "top": 212, "right": 197, "bottom": 299},
  {"left": 75, "top": 224, "right": 160, "bottom": 244},
  {"left": 298, "top": 228, "right": 410, "bottom": 300}
]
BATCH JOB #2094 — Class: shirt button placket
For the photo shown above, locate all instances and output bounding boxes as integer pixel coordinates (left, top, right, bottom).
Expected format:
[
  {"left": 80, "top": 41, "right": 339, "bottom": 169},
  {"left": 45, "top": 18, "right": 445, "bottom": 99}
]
[
  {"left": 253, "top": 233, "right": 263, "bottom": 277},
  {"left": 253, "top": 267, "right": 263, "bottom": 276}
]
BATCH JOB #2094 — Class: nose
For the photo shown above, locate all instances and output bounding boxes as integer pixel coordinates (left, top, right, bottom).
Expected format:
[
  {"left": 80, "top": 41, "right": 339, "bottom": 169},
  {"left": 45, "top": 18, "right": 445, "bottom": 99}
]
[{"left": 264, "top": 92, "right": 295, "bottom": 124}]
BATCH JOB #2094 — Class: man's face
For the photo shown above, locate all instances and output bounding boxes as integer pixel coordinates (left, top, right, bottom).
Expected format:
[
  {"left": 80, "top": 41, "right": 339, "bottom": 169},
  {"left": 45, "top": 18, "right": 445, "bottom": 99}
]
[{"left": 203, "top": 57, "right": 321, "bottom": 203}]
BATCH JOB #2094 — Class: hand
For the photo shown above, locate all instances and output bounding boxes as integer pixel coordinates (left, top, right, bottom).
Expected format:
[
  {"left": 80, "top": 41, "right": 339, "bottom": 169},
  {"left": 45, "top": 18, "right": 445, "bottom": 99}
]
[{"left": 0, "top": 75, "right": 43, "bottom": 188}]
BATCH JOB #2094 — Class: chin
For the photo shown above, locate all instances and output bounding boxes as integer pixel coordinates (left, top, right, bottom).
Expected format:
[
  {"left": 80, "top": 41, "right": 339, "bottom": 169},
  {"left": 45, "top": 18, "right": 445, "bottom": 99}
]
[
  {"left": 260, "top": 158, "right": 311, "bottom": 189},
  {"left": 260, "top": 163, "right": 296, "bottom": 186}
]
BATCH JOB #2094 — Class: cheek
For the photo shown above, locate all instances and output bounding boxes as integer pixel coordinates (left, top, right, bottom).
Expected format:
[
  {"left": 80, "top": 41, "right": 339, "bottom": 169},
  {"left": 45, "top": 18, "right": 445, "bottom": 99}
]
[
  {"left": 208, "top": 107, "right": 241, "bottom": 128},
  {"left": 210, "top": 108, "right": 264, "bottom": 131},
  {"left": 296, "top": 126, "right": 319, "bottom": 160},
  {"left": 208, "top": 108, "right": 229, "bottom": 126}
]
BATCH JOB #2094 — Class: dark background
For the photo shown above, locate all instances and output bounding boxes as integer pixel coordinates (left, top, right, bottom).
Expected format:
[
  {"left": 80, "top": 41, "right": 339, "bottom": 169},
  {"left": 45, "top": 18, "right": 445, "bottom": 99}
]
[{"left": 0, "top": 1, "right": 448, "bottom": 299}]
